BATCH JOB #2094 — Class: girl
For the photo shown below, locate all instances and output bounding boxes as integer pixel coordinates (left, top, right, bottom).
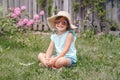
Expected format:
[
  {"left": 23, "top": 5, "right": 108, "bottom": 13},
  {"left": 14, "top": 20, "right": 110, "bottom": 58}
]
[{"left": 38, "top": 11, "right": 77, "bottom": 69}]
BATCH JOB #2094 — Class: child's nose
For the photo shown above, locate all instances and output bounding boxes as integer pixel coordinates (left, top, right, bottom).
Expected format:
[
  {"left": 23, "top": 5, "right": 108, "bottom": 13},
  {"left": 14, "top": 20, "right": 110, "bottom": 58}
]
[{"left": 58, "top": 22, "right": 63, "bottom": 25}]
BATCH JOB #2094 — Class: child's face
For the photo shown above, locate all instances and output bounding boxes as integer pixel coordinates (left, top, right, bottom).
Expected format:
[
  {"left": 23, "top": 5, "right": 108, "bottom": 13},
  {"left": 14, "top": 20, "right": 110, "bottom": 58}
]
[{"left": 55, "top": 17, "right": 68, "bottom": 32}]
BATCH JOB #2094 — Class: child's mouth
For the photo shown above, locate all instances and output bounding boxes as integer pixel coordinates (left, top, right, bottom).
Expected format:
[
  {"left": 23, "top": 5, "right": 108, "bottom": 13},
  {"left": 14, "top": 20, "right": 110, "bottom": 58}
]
[{"left": 58, "top": 26, "right": 64, "bottom": 28}]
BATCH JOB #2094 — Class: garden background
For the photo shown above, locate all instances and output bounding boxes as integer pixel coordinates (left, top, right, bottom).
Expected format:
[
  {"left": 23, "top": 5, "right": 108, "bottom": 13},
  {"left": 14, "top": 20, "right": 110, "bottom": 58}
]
[{"left": 0, "top": 0, "right": 120, "bottom": 80}]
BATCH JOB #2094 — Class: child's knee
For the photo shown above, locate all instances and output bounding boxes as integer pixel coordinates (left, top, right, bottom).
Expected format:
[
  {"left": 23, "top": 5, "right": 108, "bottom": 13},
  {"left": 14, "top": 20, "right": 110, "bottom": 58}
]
[{"left": 55, "top": 58, "right": 64, "bottom": 68}]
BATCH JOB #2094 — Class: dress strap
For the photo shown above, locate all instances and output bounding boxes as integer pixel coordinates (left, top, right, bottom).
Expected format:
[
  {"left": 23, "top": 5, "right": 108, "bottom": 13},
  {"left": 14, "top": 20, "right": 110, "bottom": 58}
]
[{"left": 68, "top": 30, "right": 76, "bottom": 37}]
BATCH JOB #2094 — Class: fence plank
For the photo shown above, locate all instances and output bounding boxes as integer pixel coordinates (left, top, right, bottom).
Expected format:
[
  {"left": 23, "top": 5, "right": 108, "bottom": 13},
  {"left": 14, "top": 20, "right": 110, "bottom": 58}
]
[
  {"left": 51, "top": 0, "right": 55, "bottom": 16},
  {"left": 20, "top": 0, "right": 28, "bottom": 7},
  {"left": 2, "top": 0, "right": 8, "bottom": 16},
  {"left": 37, "top": 2, "right": 42, "bottom": 31},
  {"left": 63, "top": 0, "right": 69, "bottom": 11},
  {"left": 8, "top": 0, "right": 14, "bottom": 8},
  {"left": 14, "top": 0, "right": 20, "bottom": 7},
  {"left": 33, "top": 0, "right": 37, "bottom": 16},
  {"left": 33, "top": 0, "right": 37, "bottom": 30},
  {"left": 0, "top": 0, "right": 2, "bottom": 6},
  {"left": 28, "top": 0, "right": 33, "bottom": 19},
  {"left": 20, "top": 0, "right": 30, "bottom": 18}
]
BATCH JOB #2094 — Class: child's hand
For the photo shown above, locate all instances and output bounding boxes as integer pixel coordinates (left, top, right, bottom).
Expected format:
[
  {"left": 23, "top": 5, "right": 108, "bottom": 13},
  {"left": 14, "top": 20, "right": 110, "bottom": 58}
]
[
  {"left": 47, "top": 58, "right": 56, "bottom": 67},
  {"left": 45, "top": 58, "right": 50, "bottom": 66}
]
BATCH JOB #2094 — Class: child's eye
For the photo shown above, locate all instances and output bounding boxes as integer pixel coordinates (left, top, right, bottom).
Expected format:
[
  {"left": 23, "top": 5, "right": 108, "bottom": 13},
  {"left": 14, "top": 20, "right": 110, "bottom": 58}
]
[
  {"left": 61, "top": 20, "right": 67, "bottom": 25},
  {"left": 55, "top": 20, "right": 67, "bottom": 25}
]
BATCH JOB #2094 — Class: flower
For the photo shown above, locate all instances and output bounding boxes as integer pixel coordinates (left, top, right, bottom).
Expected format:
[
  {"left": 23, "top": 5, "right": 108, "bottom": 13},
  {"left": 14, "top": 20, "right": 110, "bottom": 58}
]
[
  {"left": 17, "top": 20, "right": 24, "bottom": 27},
  {"left": 21, "top": 6, "right": 26, "bottom": 11},
  {"left": 26, "top": 19, "right": 34, "bottom": 27},
  {"left": 23, "top": 18, "right": 29, "bottom": 24},
  {"left": 29, "top": 19, "right": 34, "bottom": 24},
  {"left": 33, "top": 14, "right": 39, "bottom": 20},
  {"left": 11, "top": 13, "right": 18, "bottom": 18},
  {"left": 14, "top": 7, "right": 21, "bottom": 16},
  {"left": 9, "top": 6, "right": 41, "bottom": 29},
  {"left": 40, "top": 10, "right": 44, "bottom": 15}
]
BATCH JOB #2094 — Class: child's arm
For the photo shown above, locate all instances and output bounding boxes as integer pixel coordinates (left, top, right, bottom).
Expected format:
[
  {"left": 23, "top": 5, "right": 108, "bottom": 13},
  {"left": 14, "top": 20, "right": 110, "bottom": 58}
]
[{"left": 45, "top": 41, "right": 54, "bottom": 58}]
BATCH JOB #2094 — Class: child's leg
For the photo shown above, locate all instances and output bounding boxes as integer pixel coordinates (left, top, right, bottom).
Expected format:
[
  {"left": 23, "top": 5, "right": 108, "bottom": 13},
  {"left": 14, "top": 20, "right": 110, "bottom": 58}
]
[
  {"left": 38, "top": 53, "right": 47, "bottom": 67},
  {"left": 54, "top": 57, "right": 71, "bottom": 68}
]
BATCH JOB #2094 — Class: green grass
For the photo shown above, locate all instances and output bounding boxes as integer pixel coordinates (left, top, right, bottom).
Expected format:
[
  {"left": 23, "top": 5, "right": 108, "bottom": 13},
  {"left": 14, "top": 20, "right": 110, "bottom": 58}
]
[{"left": 0, "top": 32, "right": 120, "bottom": 80}]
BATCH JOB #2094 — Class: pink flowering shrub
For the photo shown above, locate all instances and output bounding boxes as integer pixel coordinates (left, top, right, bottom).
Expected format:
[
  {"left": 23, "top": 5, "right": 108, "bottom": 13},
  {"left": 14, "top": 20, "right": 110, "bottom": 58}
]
[
  {"left": 0, "top": 6, "right": 45, "bottom": 35},
  {"left": 9, "top": 6, "right": 44, "bottom": 31},
  {"left": 21, "top": 6, "right": 26, "bottom": 11},
  {"left": 40, "top": 10, "right": 45, "bottom": 15}
]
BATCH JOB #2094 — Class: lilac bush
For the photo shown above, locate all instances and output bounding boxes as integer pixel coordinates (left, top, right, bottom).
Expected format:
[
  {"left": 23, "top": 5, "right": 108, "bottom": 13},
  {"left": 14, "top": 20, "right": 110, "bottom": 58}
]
[{"left": 9, "top": 6, "right": 45, "bottom": 31}]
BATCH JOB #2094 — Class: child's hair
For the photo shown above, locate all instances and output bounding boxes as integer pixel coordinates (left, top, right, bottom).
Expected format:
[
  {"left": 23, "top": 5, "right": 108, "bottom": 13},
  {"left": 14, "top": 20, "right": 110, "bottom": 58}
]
[{"left": 55, "top": 16, "right": 71, "bottom": 30}]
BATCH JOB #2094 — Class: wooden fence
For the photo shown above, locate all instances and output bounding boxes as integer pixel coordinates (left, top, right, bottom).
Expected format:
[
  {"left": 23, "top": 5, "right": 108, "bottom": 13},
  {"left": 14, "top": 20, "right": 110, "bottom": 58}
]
[
  {"left": 0, "top": 0, "right": 49, "bottom": 31},
  {"left": 0, "top": 0, "right": 120, "bottom": 32}
]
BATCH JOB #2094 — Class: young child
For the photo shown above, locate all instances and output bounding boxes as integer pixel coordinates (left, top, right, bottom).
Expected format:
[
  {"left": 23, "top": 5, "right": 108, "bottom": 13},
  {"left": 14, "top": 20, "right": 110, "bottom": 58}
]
[{"left": 38, "top": 11, "right": 77, "bottom": 69}]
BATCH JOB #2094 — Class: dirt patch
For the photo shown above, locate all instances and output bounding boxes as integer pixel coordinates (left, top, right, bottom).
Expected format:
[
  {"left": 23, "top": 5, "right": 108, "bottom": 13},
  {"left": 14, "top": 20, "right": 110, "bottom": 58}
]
[{"left": 32, "top": 31, "right": 52, "bottom": 35}]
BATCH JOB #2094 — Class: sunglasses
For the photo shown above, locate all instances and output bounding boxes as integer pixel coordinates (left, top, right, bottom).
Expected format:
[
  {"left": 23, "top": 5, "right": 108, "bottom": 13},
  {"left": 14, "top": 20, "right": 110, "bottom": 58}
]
[{"left": 54, "top": 20, "right": 68, "bottom": 25}]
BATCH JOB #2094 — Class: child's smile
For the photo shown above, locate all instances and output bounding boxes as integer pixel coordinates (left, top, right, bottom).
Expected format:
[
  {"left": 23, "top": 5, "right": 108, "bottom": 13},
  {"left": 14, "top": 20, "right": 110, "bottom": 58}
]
[{"left": 56, "top": 24, "right": 67, "bottom": 32}]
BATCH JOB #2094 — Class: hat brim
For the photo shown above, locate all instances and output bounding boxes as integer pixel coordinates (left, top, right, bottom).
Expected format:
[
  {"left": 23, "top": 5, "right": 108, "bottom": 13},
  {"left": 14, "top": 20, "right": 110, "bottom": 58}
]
[{"left": 47, "top": 15, "right": 77, "bottom": 29}]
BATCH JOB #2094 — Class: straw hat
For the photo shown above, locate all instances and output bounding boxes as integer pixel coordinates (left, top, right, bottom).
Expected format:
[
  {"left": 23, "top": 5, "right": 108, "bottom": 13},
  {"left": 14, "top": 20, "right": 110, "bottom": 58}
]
[{"left": 47, "top": 11, "right": 77, "bottom": 29}]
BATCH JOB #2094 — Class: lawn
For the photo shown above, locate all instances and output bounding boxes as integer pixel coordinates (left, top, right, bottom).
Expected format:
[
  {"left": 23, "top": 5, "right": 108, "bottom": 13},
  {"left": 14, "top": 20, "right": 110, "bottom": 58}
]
[{"left": 0, "top": 31, "right": 120, "bottom": 80}]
